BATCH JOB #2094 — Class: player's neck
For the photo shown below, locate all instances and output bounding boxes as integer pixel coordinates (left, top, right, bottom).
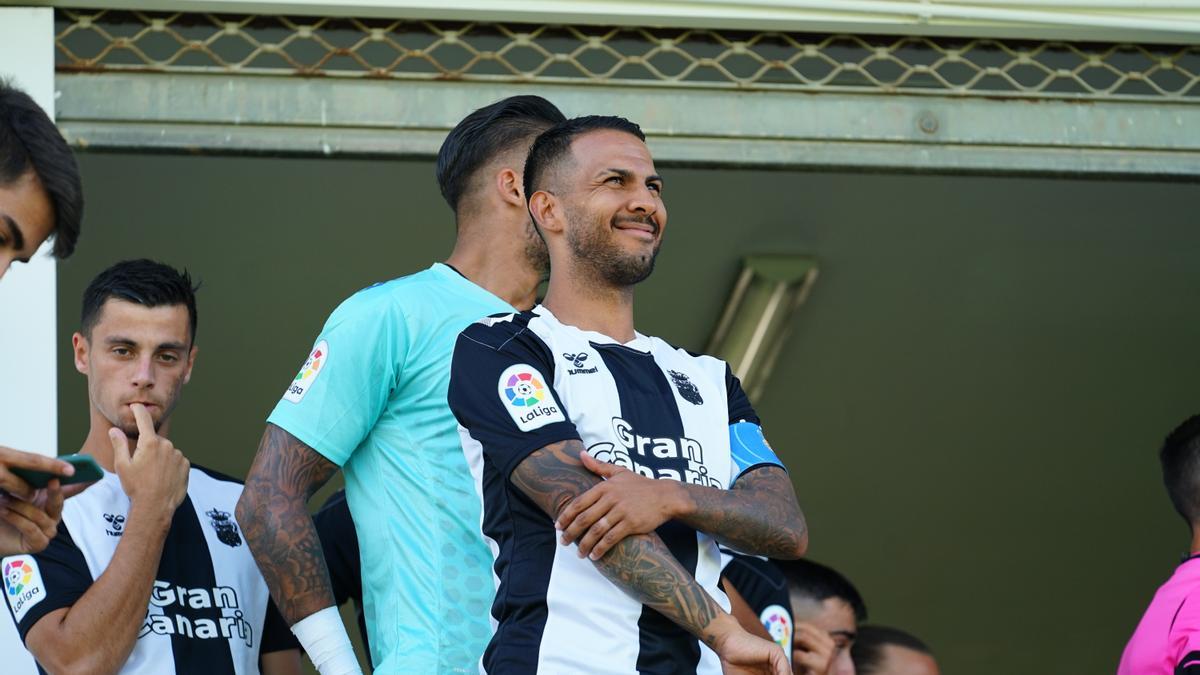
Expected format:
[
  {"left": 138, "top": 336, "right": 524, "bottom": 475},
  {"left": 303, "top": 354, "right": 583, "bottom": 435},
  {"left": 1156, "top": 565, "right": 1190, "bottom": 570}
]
[
  {"left": 1189, "top": 526, "right": 1200, "bottom": 556},
  {"left": 542, "top": 268, "right": 636, "bottom": 343},
  {"left": 445, "top": 234, "right": 542, "bottom": 312}
]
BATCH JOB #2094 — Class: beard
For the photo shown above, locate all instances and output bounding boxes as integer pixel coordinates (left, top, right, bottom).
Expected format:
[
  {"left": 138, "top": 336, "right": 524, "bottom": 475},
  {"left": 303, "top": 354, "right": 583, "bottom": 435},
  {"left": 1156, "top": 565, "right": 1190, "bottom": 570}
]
[
  {"left": 522, "top": 217, "right": 551, "bottom": 283},
  {"left": 565, "top": 208, "right": 661, "bottom": 287}
]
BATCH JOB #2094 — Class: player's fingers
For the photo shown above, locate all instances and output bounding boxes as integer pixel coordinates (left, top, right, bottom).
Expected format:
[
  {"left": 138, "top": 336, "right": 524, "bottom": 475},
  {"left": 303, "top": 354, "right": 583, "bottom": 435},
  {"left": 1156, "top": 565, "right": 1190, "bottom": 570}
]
[
  {"left": 556, "top": 485, "right": 604, "bottom": 535},
  {"left": 109, "top": 428, "right": 132, "bottom": 469},
  {"left": 0, "top": 446, "right": 74, "bottom": 477},
  {"left": 0, "top": 466, "right": 36, "bottom": 501},
  {"left": 588, "top": 521, "right": 630, "bottom": 561},
  {"left": 3, "top": 498, "right": 56, "bottom": 542},
  {"left": 560, "top": 495, "right": 613, "bottom": 546},
  {"left": 0, "top": 506, "right": 50, "bottom": 553},
  {"left": 61, "top": 481, "right": 95, "bottom": 499},
  {"left": 42, "top": 480, "right": 64, "bottom": 523},
  {"left": 576, "top": 515, "right": 615, "bottom": 559},
  {"left": 130, "top": 403, "right": 156, "bottom": 442},
  {"left": 580, "top": 450, "right": 624, "bottom": 478},
  {"left": 771, "top": 648, "right": 789, "bottom": 675}
]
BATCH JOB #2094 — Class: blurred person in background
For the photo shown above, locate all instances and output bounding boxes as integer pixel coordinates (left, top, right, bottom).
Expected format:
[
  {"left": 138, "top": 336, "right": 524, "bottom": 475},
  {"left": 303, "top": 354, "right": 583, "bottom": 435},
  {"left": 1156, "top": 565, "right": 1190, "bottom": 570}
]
[
  {"left": 777, "top": 558, "right": 866, "bottom": 675},
  {"left": 1119, "top": 414, "right": 1200, "bottom": 674},
  {"left": 851, "top": 626, "right": 939, "bottom": 675}
]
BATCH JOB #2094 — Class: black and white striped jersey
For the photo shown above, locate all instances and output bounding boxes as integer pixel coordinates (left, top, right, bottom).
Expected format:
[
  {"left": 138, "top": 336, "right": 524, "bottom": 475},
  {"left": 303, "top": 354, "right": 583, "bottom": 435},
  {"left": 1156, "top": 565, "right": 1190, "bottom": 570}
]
[
  {"left": 448, "top": 305, "right": 781, "bottom": 675},
  {"left": 3, "top": 465, "right": 296, "bottom": 675}
]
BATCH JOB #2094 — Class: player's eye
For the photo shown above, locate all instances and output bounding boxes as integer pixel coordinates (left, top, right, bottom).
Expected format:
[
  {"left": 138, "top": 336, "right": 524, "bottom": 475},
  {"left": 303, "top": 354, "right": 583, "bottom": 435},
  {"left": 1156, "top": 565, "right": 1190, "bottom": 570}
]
[
  {"left": 647, "top": 182, "right": 663, "bottom": 194},
  {"left": 112, "top": 347, "right": 131, "bottom": 357},
  {"left": 605, "top": 175, "right": 623, "bottom": 185},
  {"left": 158, "top": 352, "right": 179, "bottom": 363}
]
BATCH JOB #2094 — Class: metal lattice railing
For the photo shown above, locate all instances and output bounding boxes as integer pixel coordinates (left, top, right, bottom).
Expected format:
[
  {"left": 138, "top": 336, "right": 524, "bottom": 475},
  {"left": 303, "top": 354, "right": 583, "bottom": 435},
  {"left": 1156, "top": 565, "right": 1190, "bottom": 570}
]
[{"left": 55, "top": 8, "right": 1200, "bottom": 102}]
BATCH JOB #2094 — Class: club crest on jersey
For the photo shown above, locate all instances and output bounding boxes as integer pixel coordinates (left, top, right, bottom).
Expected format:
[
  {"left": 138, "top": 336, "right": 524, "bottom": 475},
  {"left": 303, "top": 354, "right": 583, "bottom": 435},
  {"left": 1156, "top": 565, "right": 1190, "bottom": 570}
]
[
  {"left": 562, "top": 352, "right": 599, "bottom": 375},
  {"left": 206, "top": 509, "right": 243, "bottom": 548},
  {"left": 3, "top": 556, "right": 46, "bottom": 622},
  {"left": 103, "top": 512, "right": 126, "bottom": 537},
  {"left": 283, "top": 340, "right": 328, "bottom": 403},
  {"left": 668, "top": 370, "right": 704, "bottom": 405},
  {"left": 498, "top": 364, "right": 565, "bottom": 431},
  {"left": 760, "top": 605, "right": 792, "bottom": 652},
  {"left": 588, "top": 417, "right": 723, "bottom": 488}
]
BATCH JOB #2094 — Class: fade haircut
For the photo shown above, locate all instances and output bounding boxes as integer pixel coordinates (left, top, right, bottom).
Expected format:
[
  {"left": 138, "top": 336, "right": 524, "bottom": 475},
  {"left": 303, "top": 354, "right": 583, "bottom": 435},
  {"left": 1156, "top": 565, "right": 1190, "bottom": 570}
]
[
  {"left": 436, "top": 95, "right": 565, "bottom": 215},
  {"left": 852, "top": 625, "right": 933, "bottom": 675},
  {"left": 775, "top": 558, "right": 868, "bottom": 622},
  {"left": 522, "top": 115, "right": 646, "bottom": 205},
  {"left": 81, "top": 259, "right": 200, "bottom": 344},
  {"left": 0, "top": 80, "right": 83, "bottom": 258},
  {"left": 1162, "top": 414, "right": 1200, "bottom": 525}
]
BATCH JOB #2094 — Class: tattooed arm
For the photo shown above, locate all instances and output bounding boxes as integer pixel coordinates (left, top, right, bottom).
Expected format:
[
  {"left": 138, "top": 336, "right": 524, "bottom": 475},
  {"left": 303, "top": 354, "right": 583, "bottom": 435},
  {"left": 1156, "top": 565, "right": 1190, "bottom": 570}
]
[
  {"left": 558, "top": 453, "right": 807, "bottom": 562},
  {"left": 512, "top": 440, "right": 788, "bottom": 674},
  {"left": 236, "top": 423, "right": 340, "bottom": 623}
]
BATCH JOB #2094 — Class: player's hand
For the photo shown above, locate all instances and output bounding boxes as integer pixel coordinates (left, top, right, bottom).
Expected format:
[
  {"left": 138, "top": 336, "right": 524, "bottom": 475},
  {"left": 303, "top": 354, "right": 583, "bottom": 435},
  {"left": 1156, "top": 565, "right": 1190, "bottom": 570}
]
[
  {"left": 792, "top": 622, "right": 837, "bottom": 675},
  {"left": 0, "top": 446, "right": 95, "bottom": 555},
  {"left": 111, "top": 404, "right": 189, "bottom": 516},
  {"left": 714, "top": 623, "right": 790, "bottom": 675},
  {"left": 557, "top": 451, "right": 685, "bottom": 560},
  {"left": 0, "top": 478, "right": 64, "bottom": 555}
]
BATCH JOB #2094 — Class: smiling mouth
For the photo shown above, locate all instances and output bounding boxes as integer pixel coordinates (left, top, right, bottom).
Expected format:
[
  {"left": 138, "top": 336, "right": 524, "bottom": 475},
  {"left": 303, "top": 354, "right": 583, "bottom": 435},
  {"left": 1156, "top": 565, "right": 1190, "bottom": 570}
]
[{"left": 613, "top": 219, "right": 658, "bottom": 239}]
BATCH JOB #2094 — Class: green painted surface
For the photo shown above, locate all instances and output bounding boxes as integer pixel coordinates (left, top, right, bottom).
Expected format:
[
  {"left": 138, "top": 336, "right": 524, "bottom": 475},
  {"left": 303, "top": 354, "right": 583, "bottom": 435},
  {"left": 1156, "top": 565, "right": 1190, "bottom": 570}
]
[{"left": 57, "top": 152, "right": 1200, "bottom": 674}]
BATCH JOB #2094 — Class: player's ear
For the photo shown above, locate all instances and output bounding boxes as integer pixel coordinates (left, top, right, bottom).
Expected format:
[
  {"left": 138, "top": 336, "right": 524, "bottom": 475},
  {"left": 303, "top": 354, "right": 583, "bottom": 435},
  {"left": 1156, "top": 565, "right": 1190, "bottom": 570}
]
[
  {"left": 72, "top": 332, "right": 90, "bottom": 375},
  {"left": 495, "top": 168, "right": 524, "bottom": 208},
  {"left": 529, "top": 190, "right": 563, "bottom": 235}
]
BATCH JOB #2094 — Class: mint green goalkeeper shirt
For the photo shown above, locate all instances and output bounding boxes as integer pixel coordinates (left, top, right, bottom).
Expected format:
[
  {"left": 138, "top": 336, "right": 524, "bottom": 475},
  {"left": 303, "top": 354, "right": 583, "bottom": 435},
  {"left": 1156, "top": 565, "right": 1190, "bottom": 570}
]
[{"left": 267, "top": 263, "right": 513, "bottom": 674}]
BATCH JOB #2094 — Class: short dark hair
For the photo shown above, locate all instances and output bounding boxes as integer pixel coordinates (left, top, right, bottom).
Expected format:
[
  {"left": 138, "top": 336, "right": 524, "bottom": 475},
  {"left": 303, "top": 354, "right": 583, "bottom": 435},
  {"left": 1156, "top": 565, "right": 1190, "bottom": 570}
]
[
  {"left": 522, "top": 115, "right": 646, "bottom": 203},
  {"left": 775, "top": 558, "right": 867, "bottom": 622},
  {"left": 81, "top": 259, "right": 200, "bottom": 344},
  {"left": 436, "top": 95, "right": 565, "bottom": 214},
  {"left": 0, "top": 80, "right": 83, "bottom": 258},
  {"left": 1162, "top": 414, "right": 1200, "bottom": 525},
  {"left": 852, "top": 625, "right": 933, "bottom": 675}
]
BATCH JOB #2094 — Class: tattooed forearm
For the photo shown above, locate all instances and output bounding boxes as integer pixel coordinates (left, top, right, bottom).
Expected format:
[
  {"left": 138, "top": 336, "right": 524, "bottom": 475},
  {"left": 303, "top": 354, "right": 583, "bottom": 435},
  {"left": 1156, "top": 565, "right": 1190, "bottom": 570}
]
[
  {"left": 592, "top": 532, "right": 723, "bottom": 646},
  {"left": 679, "top": 467, "right": 807, "bottom": 559},
  {"left": 512, "top": 440, "right": 725, "bottom": 644},
  {"left": 236, "top": 423, "right": 339, "bottom": 624}
]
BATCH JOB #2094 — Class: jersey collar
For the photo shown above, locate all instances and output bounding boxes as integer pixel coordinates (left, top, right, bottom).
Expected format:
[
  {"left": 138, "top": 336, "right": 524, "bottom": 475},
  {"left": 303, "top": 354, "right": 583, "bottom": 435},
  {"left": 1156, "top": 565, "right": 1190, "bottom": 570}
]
[{"left": 533, "top": 304, "right": 652, "bottom": 353}]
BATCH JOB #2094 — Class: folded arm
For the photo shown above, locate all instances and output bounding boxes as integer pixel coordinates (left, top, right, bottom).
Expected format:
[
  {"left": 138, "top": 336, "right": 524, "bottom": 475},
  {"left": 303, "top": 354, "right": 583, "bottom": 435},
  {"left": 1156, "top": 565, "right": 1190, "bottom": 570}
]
[{"left": 559, "top": 452, "right": 807, "bottom": 561}]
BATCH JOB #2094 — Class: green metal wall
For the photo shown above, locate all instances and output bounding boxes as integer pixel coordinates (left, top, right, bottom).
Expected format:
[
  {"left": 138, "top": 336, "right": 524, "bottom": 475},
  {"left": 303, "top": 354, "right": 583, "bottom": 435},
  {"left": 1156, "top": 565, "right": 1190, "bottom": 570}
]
[{"left": 56, "top": 152, "right": 1200, "bottom": 674}]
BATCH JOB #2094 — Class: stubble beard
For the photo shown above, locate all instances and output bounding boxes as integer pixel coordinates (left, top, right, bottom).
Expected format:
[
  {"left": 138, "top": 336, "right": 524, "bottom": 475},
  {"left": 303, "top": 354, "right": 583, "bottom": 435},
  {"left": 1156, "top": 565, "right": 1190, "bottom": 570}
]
[{"left": 565, "top": 207, "right": 660, "bottom": 288}]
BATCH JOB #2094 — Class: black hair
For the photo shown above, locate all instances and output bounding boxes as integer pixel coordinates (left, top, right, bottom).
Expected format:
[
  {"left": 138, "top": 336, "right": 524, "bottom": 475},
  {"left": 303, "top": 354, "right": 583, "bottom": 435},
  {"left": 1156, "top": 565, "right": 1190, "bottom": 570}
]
[
  {"left": 0, "top": 80, "right": 83, "bottom": 258},
  {"left": 851, "top": 625, "right": 933, "bottom": 675},
  {"left": 1162, "top": 414, "right": 1200, "bottom": 525},
  {"left": 436, "top": 95, "right": 565, "bottom": 214},
  {"left": 522, "top": 115, "right": 646, "bottom": 203},
  {"left": 81, "top": 259, "right": 200, "bottom": 344},
  {"left": 775, "top": 558, "right": 868, "bottom": 622}
]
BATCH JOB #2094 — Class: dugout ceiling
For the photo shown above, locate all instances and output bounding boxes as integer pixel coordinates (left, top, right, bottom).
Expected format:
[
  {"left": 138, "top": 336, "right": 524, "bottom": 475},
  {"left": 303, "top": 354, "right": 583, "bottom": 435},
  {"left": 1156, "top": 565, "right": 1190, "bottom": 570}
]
[{"left": 41, "top": 7, "right": 1200, "bottom": 177}]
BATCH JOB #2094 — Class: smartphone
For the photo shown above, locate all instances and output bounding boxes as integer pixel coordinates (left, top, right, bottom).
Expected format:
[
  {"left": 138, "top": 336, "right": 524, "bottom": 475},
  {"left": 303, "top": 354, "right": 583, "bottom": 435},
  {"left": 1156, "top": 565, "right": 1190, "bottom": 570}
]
[{"left": 9, "top": 454, "right": 104, "bottom": 489}]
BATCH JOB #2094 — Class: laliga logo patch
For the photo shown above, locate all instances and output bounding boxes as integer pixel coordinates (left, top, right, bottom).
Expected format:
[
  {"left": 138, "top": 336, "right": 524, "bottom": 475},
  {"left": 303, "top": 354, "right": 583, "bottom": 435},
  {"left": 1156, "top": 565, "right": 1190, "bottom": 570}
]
[
  {"left": 498, "top": 364, "right": 565, "bottom": 431},
  {"left": 283, "top": 340, "right": 328, "bottom": 403},
  {"left": 3, "top": 556, "right": 46, "bottom": 622},
  {"left": 760, "top": 604, "right": 792, "bottom": 653}
]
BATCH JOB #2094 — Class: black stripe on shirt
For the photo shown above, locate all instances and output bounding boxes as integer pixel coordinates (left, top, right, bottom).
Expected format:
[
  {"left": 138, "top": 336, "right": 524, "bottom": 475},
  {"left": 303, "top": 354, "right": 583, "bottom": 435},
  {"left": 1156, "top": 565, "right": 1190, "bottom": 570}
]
[{"left": 595, "top": 343, "right": 701, "bottom": 675}]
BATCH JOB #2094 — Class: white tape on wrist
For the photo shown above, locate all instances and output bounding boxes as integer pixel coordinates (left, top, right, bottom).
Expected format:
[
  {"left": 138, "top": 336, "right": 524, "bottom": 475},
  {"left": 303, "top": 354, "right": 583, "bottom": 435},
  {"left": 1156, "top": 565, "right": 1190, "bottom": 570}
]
[{"left": 290, "top": 606, "right": 362, "bottom": 675}]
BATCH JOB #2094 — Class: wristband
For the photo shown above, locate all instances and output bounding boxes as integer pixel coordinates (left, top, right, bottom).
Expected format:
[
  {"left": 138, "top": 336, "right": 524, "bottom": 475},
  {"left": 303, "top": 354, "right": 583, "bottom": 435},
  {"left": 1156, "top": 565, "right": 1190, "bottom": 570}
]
[{"left": 290, "top": 606, "right": 362, "bottom": 675}]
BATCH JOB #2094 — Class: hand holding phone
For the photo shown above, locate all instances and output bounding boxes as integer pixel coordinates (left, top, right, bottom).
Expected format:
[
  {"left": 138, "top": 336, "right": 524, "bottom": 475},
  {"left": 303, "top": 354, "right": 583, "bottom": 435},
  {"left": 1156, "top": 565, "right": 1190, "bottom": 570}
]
[{"left": 9, "top": 453, "right": 104, "bottom": 490}]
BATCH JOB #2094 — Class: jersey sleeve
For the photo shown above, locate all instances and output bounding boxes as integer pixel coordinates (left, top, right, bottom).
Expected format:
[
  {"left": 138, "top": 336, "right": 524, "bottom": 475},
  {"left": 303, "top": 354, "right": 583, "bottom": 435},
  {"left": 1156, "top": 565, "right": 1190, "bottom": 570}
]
[
  {"left": 1170, "top": 598, "right": 1200, "bottom": 673},
  {"left": 448, "top": 318, "right": 580, "bottom": 480},
  {"left": 726, "top": 365, "right": 759, "bottom": 426},
  {"left": 720, "top": 551, "right": 794, "bottom": 662},
  {"left": 266, "top": 287, "right": 409, "bottom": 467},
  {"left": 259, "top": 596, "right": 300, "bottom": 653},
  {"left": 3, "top": 523, "right": 93, "bottom": 640}
]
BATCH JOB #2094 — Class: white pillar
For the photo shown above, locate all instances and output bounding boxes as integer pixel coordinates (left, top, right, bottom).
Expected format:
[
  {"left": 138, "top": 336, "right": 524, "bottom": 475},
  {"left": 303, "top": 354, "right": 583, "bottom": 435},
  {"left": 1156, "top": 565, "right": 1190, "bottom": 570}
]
[{"left": 0, "top": 8, "right": 59, "bottom": 674}]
